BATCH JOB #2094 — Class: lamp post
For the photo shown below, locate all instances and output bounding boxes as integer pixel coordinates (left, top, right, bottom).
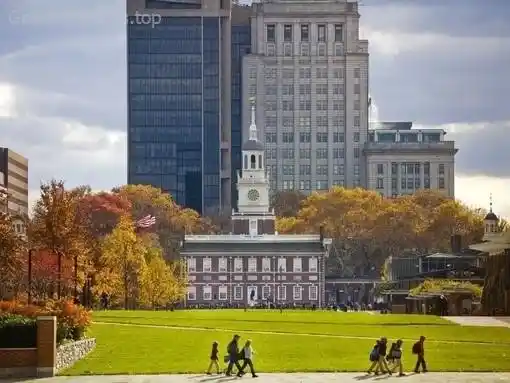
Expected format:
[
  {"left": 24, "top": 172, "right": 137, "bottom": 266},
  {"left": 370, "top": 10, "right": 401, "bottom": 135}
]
[{"left": 28, "top": 249, "right": 33, "bottom": 304}]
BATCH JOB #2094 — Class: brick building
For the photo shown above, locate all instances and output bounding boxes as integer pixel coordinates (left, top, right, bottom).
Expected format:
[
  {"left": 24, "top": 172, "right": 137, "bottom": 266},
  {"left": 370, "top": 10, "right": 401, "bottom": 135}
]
[{"left": 181, "top": 103, "right": 330, "bottom": 306}]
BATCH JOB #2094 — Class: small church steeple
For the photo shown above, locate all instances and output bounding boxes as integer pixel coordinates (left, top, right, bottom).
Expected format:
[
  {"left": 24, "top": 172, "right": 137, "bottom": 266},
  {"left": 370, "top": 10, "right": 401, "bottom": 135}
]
[{"left": 484, "top": 193, "right": 499, "bottom": 236}]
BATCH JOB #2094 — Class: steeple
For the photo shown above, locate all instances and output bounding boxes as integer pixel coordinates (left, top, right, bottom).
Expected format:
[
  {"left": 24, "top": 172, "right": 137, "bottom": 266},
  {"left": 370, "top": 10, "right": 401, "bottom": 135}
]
[
  {"left": 484, "top": 192, "right": 499, "bottom": 236},
  {"left": 249, "top": 98, "right": 257, "bottom": 141}
]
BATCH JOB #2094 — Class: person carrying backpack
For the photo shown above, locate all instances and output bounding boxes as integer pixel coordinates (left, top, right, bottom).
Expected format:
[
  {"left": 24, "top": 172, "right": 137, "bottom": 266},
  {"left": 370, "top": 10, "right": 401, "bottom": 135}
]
[
  {"left": 367, "top": 340, "right": 380, "bottom": 374},
  {"left": 389, "top": 339, "right": 405, "bottom": 376},
  {"left": 225, "top": 335, "right": 243, "bottom": 376},
  {"left": 412, "top": 336, "right": 428, "bottom": 373}
]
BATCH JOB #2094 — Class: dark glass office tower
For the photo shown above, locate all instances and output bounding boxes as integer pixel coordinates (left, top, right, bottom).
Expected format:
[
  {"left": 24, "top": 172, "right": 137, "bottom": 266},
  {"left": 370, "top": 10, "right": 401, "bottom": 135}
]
[
  {"left": 127, "top": 0, "right": 232, "bottom": 216},
  {"left": 230, "top": 4, "right": 251, "bottom": 210}
]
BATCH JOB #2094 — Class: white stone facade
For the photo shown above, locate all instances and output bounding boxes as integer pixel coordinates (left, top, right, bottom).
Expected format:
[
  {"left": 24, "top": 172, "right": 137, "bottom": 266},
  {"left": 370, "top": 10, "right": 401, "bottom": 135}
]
[
  {"left": 241, "top": 0, "right": 369, "bottom": 194},
  {"left": 364, "top": 127, "right": 457, "bottom": 198}
]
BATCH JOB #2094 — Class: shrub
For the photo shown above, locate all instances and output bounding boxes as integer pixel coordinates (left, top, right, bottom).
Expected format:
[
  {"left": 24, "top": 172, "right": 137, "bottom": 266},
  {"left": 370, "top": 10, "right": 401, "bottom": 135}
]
[
  {"left": 0, "top": 314, "right": 37, "bottom": 348},
  {"left": 0, "top": 299, "right": 92, "bottom": 343}
]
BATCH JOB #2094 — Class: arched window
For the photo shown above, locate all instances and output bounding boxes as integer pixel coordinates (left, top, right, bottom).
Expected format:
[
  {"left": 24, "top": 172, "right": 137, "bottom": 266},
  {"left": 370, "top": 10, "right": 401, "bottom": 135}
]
[
  {"left": 258, "top": 155, "right": 263, "bottom": 169},
  {"left": 250, "top": 154, "right": 256, "bottom": 169},
  {"left": 244, "top": 155, "right": 248, "bottom": 169}
]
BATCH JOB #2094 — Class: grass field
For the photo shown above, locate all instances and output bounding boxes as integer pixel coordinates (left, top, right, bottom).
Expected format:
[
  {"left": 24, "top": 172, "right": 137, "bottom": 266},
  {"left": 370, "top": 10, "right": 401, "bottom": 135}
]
[{"left": 63, "top": 310, "right": 510, "bottom": 375}]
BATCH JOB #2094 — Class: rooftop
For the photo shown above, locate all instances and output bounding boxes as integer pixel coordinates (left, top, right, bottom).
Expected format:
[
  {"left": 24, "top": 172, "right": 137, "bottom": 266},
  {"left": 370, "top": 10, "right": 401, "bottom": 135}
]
[{"left": 184, "top": 234, "right": 332, "bottom": 244}]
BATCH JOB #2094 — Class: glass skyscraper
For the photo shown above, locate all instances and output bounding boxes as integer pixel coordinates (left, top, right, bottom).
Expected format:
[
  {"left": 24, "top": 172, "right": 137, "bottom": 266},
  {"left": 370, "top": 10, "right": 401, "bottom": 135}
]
[{"left": 127, "top": 0, "right": 232, "bottom": 215}]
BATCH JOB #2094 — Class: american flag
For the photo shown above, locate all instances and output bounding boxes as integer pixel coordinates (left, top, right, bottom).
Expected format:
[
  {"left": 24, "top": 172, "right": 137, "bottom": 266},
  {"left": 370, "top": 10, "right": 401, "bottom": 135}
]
[{"left": 135, "top": 214, "right": 156, "bottom": 228}]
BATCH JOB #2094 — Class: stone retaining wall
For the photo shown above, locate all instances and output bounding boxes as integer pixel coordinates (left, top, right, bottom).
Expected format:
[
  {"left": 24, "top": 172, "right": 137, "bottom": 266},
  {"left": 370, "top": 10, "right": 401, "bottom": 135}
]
[{"left": 56, "top": 338, "right": 96, "bottom": 372}]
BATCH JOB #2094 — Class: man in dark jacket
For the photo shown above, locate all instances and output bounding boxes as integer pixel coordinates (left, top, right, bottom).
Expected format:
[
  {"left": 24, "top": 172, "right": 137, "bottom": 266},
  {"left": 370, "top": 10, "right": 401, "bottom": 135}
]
[
  {"left": 225, "top": 334, "right": 243, "bottom": 376},
  {"left": 412, "top": 336, "right": 428, "bottom": 373}
]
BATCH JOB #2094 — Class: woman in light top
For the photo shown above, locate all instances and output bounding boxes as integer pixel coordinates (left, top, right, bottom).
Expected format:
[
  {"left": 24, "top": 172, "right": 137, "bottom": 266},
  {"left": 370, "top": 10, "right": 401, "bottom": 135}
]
[{"left": 237, "top": 339, "right": 258, "bottom": 378}]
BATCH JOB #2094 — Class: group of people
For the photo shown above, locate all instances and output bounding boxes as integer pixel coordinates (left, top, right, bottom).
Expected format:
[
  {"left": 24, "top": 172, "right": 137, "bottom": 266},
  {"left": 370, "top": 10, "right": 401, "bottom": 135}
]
[
  {"left": 206, "top": 335, "right": 258, "bottom": 378},
  {"left": 368, "top": 335, "right": 427, "bottom": 376}
]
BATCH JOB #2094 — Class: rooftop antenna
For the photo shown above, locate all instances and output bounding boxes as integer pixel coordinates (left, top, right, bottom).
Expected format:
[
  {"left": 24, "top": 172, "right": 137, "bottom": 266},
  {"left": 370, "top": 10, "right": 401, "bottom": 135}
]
[{"left": 489, "top": 193, "right": 493, "bottom": 213}]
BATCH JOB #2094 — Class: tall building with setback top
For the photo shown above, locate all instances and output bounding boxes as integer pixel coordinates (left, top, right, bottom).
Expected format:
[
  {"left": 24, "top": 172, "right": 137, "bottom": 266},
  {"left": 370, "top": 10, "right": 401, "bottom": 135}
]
[
  {"left": 241, "top": 0, "right": 369, "bottom": 194},
  {"left": 126, "top": 0, "right": 233, "bottom": 216},
  {"left": 0, "top": 148, "right": 29, "bottom": 217}
]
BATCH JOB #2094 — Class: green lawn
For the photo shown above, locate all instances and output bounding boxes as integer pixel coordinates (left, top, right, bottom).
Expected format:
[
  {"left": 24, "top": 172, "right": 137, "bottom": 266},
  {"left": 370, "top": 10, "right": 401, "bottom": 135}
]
[{"left": 62, "top": 310, "right": 510, "bottom": 375}]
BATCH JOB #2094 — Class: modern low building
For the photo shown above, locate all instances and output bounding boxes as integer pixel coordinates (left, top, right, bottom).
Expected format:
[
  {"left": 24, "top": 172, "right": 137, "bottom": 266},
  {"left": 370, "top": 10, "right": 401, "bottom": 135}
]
[
  {"left": 181, "top": 102, "right": 330, "bottom": 306},
  {"left": 364, "top": 122, "right": 458, "bottom": 198},
  {"left": 0, "top": 148, "right": 29, "bottom": 217}
]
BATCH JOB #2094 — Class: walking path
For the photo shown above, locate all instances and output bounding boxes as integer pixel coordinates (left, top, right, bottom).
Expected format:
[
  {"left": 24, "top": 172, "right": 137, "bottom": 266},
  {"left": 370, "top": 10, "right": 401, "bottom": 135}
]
[
  {"left": 3, "top": 373, "right": 510, "bottom": 383},
  {"left": 93, "top": 321, "right": 510, "bottom": 346},
  {"left": 442, "top": 316, "right": 510, "bottom": 328}
]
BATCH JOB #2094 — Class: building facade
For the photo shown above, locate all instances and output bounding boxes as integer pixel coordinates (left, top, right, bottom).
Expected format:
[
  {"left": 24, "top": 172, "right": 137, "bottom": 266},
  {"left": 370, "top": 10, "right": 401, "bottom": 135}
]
[
  {"left": 0, "top": 148, "right": 29, "bottom": 217},
  {"left": 126, "top": 0, "right": 232, "bottom": 216},
  {"left": 181, "top": 101, "right": 329, "bottom": 306},
  {"left": 364, "top": 122, "right": 458, "bottom": 198},
  {"left": 242, "top": 0, "right": 369, "bottom": 194},
  {"left": 231, "top": 4, "right": 252, "bottom": 210}
]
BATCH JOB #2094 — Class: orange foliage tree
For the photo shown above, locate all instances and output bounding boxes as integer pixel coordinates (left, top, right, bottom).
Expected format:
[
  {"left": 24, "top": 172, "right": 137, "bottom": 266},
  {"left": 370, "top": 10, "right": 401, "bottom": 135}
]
[
  {"left": 276, "top": 188, "right": 484, "bottom": 276},
  {"left": 0, "top": 212, "right": 26, "bottom": 299}
]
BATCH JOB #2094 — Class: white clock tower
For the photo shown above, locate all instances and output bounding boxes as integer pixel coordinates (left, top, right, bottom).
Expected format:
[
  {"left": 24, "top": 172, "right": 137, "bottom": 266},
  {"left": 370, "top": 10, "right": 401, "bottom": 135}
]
[{"left": 232, "top": 99, "right": 275, "bottom": 236}]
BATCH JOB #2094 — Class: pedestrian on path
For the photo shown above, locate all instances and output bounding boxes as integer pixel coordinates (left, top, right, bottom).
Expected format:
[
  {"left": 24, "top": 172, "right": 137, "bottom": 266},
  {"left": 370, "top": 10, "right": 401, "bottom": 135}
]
[
  {"left": 237, "top": 339, "right": 258, "bottom": 378},
  {"left": 367, "top": 340, "right": 381, "bottom": 374},
  {"left": 206, "top": 341, "right": 220, "bottom": 375},
  {"left": 412, "top": 336, "right": 428, "bottom": 373},
  {"left": 389, "top": 339, "right": 405, "bottom": 377},
  {"left": 226, "top": 334, "right": 243, "bottom": 376}
]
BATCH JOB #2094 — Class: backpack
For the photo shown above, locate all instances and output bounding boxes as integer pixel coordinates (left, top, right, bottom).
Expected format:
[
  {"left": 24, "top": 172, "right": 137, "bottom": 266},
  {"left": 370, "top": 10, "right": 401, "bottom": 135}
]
[
  {"left": 412, "top": 342, "right": 421, "bottom": 354},
  {"left": 369, "top": 347, "right": 379, "bottom": 361}
]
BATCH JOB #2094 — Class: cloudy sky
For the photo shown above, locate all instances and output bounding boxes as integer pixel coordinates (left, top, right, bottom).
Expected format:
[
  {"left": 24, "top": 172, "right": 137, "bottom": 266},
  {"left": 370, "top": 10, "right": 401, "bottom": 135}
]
[{"left": 0, "top": 0, "right": 509, "bottom": 217}]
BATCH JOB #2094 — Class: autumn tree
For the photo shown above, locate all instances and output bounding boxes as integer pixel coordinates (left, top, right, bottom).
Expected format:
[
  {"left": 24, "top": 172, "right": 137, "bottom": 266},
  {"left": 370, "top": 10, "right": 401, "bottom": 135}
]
[
  {"left": 0, "top": 212, "right": 26, "bottom": 299},
  {"left": 271, "top": 190, "right": 306, "bottom": 217},
  {"left": 29, "top": 180, "right": 92, "bottom": 298},
  {"left": 95, "top": 215, "right": 147, "bottom": 309},
  {"left": 140, "top": 255, "right": 186, "bottom": 308},
  {"left": 276, "top": 187, "right": 484, "bottom": 275},
  {"left": 114, "top": 184, "right": 212, "bottom": 259}
]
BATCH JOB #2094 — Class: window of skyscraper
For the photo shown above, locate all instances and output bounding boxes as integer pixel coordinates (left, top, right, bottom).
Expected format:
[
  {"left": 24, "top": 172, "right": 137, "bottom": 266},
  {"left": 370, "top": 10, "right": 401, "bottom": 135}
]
[
  {"left": 317, "top": 24, "right": 326, "bottom": 42},
  {"left": 284, "top": 24, "right": 293, "bottom": 42},
  {"left": 300, "top": 24, "right": 309, "bottom": 41},
  {"left": 334, "top": 24, "right": 343, "bottom": 41},
  {"left": 266, "top": 24, "right": 276, "bottom": 42}
]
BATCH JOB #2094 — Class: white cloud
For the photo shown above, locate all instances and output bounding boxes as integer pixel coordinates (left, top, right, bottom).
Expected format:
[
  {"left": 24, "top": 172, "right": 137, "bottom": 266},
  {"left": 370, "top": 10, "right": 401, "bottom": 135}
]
[
  {"left": 456, "top": 174, "right": 510, "bottom": 220},
  {"left": 0, "top": 83, "right": 16, "bottom": 117}
]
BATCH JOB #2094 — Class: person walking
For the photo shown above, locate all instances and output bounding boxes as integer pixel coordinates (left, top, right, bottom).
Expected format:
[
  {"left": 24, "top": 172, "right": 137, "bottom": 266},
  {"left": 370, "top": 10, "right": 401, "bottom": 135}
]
[
  {"left": 367, "top": 340, "right": 381, "bottom": 374},
  {"left": 376, "top": 337, "right": 392, "bottom": 375},
  {"left": 238, "top": 339, "right": 258, "bottom": 378},
  {"left": 225, "top": 335, "right": 243, "bottom": 376},
  {"left": 206, "top": 341, "right": 220, "bottom": 375},
  {"left": 412, "top": 336, "right": 428, "bottom": 373},
  {"left": 390, "top": 339, "right": 405, "bottom": 376}
]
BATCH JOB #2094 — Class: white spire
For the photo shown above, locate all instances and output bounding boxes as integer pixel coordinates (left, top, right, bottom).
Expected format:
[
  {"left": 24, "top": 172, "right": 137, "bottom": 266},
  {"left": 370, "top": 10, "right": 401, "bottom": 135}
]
[{"left": 249, "top": 98, "right": 257, "bottom": 141}]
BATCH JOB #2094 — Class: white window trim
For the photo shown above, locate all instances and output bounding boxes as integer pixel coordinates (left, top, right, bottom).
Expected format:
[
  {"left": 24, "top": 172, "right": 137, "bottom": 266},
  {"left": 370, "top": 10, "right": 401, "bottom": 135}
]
[
  {"left": 277, "top": 285, "right": 287, "bottom": 301},
  {"left": 218, "top": 257, "right": 227, "bottom": 272},
  {"left": 278, "top": 257, "right": 286, "bottom": 273},
  {"left": 293, "top": 257, "right": 302, "bottom": 272},
  {"left": 249, "top": 219, "right": 258, "bottom": 236},
  {"left": 293, "top": 285, "right": 302, "bottom": 301},
  {"left": 203, "top": 257, "right": 212, "bottom": 273},
  {"left": 234, "top": 258, "right": 243, "bottom": 273},
  {"left": 187, "top": 286, "right": 196, "bottom": 301},
  {"left": 309, "top": 257, "right": 318, "bottom": 273},
  {"left": 234, "top": 285, "right": 243, "bottom": 300},
  {"left": 262, "top": 257, "right": 271, "bottom": 272},
  {"left": 203, "top": 285, "right": 212, "bottom": 301},
  {"left": 219, "top": 285, "right": 228, "bottom": 301},
  {"left": 262, "top": 285, "right": 271, "bottom": 299},
  {"left": 248, "top": 257, "right": 257, "bottom": 273},
  {"left": 309, "top": 285, "right": 318, "bottom": 301},
  {"left": 187, "top": 258, "right": 196, "bottom": 273}
]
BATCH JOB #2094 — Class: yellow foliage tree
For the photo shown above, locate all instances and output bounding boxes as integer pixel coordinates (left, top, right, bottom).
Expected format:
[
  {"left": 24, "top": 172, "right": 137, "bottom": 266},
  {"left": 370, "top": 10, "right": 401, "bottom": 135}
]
[
  {"left": 95, "top": 215, "right": 147, "bottom": 309},
  {"left": 276, "top": 187, "right": 484, "bottom": 274},
  {"left": 0, "top": 212, "right": 26, "bottom": 299},
  {"left": 140, "top": 256, "right": 186, "bottom": 308}
]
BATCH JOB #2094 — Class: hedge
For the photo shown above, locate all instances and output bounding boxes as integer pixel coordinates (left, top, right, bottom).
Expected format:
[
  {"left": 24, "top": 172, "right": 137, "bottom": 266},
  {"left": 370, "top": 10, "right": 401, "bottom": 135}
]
[{"left": 0, "top": 314, "right": 37, "bottom": 348}]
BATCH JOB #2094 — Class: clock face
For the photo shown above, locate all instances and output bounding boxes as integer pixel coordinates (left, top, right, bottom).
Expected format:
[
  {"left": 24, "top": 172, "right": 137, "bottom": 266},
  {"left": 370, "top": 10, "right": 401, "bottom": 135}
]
[{"left": 247, "top": 189, "right": 260, "bottom": 201}]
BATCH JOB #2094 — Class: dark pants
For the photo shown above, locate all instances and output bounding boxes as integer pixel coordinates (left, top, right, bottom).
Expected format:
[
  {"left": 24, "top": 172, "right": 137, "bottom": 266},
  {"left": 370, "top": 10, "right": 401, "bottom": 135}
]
[
  {"left": 414, "top": 354, "right": 427, "bottom": 372},
  {"left": 226, "top": 357, "right": 242, "bottom": 375},
  {"left": 240, "top": 358, "right": 256, "bottom": 376}
]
